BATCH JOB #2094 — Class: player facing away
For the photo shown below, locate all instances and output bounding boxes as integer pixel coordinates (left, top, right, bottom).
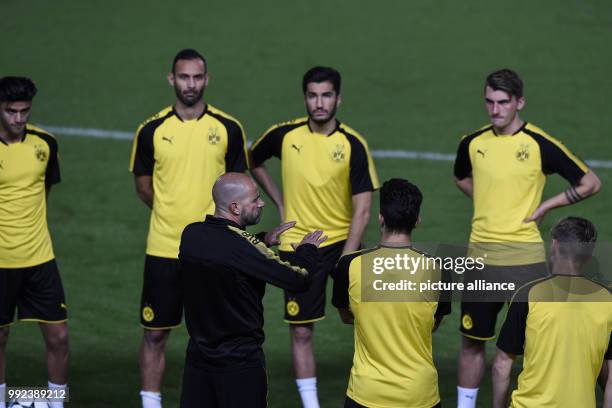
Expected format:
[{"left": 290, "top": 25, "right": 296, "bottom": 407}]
[
  {"left": 333, "top": 179, "right": 451, "bottom": 408},
  {"left": 0, "top": 77, "right": 69, "bottom": 408},
  {"left": 453, "top": 68, "right": 601, "bottom": 408},
  {"left": 250, "top": 66, "right": 379, "bottom": 407},
  {"left": 493, "top": 217, "right": 612, "bottom": 407},
  {"left": 129, "top": 49, "right": 248, "bottom": 408}
]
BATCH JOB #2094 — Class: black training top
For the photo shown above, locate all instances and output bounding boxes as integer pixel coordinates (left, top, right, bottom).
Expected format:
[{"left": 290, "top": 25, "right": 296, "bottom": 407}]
[{"left": 179, "top": 215, "right": 317, "bottom": 371}]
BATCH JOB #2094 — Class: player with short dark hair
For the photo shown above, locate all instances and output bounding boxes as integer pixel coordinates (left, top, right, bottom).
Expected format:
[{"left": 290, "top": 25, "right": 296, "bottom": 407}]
[
  {"left": 171, "top": 48, "right": 207, "bottom": 74},
  {"left": 492, "top": 216, "right": 612, "bottom": 407},
  {"left": 179, "top": 172, "right": 327, "bottom": 408},
  {"left": 379, "top": 178, "right": 422, "bottom": 233},
  {"left": 0, "top": 76, "right": 68, "bottom": 408},
  {"left": 453, "top": 68, "right": 602, "bottom": 408},
  {"left": 250, "top": 66, "right": 379, "bottom": 407},
  {"left": 333, "top": 178, "right": 449, "bottom": 408},
  {"left": 485, "top": 68, "right": 523, "bottom": 98},
  {"left": 301, "top": 66, "right": 341, "bottom": 95},
  {"left": 129, "top": 49, "right": 248, "bottom": 408},
  {"left": 0, "top": 76, "right": 38, "bottom": 101}
]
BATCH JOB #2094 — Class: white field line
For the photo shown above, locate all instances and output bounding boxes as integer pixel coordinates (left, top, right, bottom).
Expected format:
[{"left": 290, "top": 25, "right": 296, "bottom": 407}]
[{"left": 39, "top": 124, "right": 612, "bottom": 169}]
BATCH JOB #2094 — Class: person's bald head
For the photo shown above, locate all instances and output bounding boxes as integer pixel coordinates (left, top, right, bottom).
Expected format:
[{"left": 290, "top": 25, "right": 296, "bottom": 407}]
[
  {"left": 213, "top": 173, "right": 252, "bottom": 209},
  {"left": 213, "top": 173, "right": 264, "bottom": 226}
]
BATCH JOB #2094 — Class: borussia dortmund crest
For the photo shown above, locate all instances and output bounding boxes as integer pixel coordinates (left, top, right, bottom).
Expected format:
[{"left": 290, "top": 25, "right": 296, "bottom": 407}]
[
  {"left": 208, "top": 127, "right": 221, "bottom": 145},
  {"left": 516, "top": 144, "right": 530, "bottom": 162},
  {"left": 331, "top": 144, "right": 345, "bottom": 162},
  {"left": 462, "top": 314, "right": 473, "bottom": 330},
  {"left": 286, "top": 300, "right": 300, "bottom": 317},
  {"left": 34, "top": 145, "right": 47, "bottom": 162},
  {"left": 142, "top": 306, "right": 155, "bottom": 322}
]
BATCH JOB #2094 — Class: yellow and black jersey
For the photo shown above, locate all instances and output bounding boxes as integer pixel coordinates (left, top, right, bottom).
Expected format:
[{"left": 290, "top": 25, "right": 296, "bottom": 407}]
[
  {"left": 0, "top": 125, "right": 60, "bottom": 268},
  {"left": 129, "top": 105, "right": 248, "bottom": 259},
  {"left": 497, "top": 275, "right": 612, "bottom": 408},
  {"left": 454, "top": 122, "right": 589, "bottom": 244},
  {"left": 179, "top": 215, "right": 317, "bottom": 370},
  {"left": 250, "top": 118, "right": 379, "bottom": 251},
  {"left": 332, "top": 246, "right": 451, "bottom": 408}
]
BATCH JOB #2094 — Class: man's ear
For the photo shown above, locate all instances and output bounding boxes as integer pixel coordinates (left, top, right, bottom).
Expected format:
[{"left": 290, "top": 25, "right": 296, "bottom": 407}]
[
  {"left": 415, "top": 216, "right": 421, "bottom": 228},
  {"left": 550, "top": 239, "right": 559, "bottom": 258},
  {"left": 378, "top": 213, "right": 384, "bottom": 227},
  {"left": 229, "top": 201, "right": 240, "bottom": 216},
  {"left": 336, "top": 94, "right": 342, "bottom": 108},
  {"left": 167, "top": 72, "right": 175, "bottom": 87},
  {"left": 516, "top": 96, "right": 526, "bottom": 111}
]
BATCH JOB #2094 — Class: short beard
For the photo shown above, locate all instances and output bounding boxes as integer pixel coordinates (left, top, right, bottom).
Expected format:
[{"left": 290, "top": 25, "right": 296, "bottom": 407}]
[
  {"left": 242, "top": 211, "right": 262, "bottom": 227},
  {"left": 308, "top": 105, "right": 337, "bottom": 125},
  {"left": 175, "top": 87, "right": 203, "bottom": 107}
]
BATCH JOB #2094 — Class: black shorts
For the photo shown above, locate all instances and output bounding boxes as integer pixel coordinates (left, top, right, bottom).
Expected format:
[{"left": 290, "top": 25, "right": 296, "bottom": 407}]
[
  {"left": 180, "top": 362, "right": 267, "bottom": 408},
  {"left": 280, "top": 240, "right": 345, "bottom": 323},
  {"left": 0, "top": 259, "right": 67, "bottom": 326},
  {"left": 140, "top": 255, "right": 183, "bottom": 329},
  {"left": 460, "top": 262, "right": 548, "bottom": 340},
  {"left": 344, "top": 396, "right": 441, "bottom": 408}
]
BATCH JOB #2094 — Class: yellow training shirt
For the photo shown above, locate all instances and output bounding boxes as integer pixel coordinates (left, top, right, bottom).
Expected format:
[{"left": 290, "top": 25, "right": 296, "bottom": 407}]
[
  {"left": 129, "top": 105, "right": 248, "bottom": 259},
  {"left": 454, "top": 123, "right": 588, "bottom": 244},
  {"left": 250, "top": 118, "right": 379, "bottom": 251},
  {"left": 497, "top": 275, "right": 612, "bottom": 408},
  {"left": 332, "top": 246, "right": 451, "bottom": 408},
  {"left": 0, "top": 125, "right": 60, "bottom": 268}
]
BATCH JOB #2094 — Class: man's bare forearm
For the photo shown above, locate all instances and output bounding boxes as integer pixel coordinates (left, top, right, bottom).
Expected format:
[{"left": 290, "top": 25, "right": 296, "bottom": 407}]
[
  {"left": 525, "top": 170, "right": 602, "bottom": 224},
  {"left": 342, "top": 192, "right": 372, "bottom": 256},
  {"left": 251, "top": 165, "right": 284, "bottom": 219},
  {"left": 134, "top": 175, "right": 154, "bottom": 209},
  {"left": 454, "top": 176, "right": 473, "bottom": 198}
]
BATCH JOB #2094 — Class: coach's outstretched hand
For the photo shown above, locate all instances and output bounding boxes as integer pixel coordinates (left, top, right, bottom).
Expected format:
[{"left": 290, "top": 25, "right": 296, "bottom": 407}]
[
  {"left": 264, "top": 221, "right": 297, "bottom": 246},
  {"left": 294, "top": 230, "right": 328, "bottom": 250}
]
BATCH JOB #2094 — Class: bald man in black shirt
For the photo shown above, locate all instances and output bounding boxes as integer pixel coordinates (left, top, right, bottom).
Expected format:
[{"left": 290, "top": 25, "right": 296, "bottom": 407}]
[{"left": 179, "top": 173, "right": 327, "bottom": 408}]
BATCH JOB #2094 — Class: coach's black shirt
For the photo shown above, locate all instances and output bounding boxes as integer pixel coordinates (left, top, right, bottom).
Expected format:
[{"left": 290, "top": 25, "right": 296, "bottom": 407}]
[{"left": 179, "top": 215, "right": 317, "bottom": 371}]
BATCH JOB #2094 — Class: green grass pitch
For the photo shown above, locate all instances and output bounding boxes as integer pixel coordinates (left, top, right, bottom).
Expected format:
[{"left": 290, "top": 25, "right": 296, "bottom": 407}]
[{"left": 2, "top": 0, "right": 612, "bottom": 406}]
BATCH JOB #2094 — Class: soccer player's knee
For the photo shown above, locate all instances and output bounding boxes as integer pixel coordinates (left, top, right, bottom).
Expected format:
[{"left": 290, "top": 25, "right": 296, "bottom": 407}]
[
  {"left": 461, "top": 337, "right": 485, "bottom": 355},
  {"left": 143, "top": 329, "right": 169, "bottom": 347},
  {"left": 291, "top": 326, "right": 313, "bottom": 345},
  {"left": 45, "top": 326, "right": 69, "bottom": 352}
]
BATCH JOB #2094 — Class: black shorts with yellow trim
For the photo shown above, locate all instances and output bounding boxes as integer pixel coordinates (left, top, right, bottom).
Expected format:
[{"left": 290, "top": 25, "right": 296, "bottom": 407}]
[
  {"left": 0, "top": 259, "right": 67, "bottom": 326},
  {"left": 140, "top": 255, "right": 183, "bottom": 329},
  {"left": 460, "top": 262, "right": 548, "bottom": 340},
  {"left": 180, "top": 362, "right": 267, "bottom": 408},
  {"left": 280, "top": 240, "right": 345, "bottom": 323}
]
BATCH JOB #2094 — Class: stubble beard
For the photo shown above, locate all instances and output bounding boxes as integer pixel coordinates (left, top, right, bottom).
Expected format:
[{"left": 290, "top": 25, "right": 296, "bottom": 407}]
[
  {"left": 175, "top": 87, "right": 204, "bottom": 107},
  {"left": 308, "top": 105, "right": 337, "bottom": 126}
]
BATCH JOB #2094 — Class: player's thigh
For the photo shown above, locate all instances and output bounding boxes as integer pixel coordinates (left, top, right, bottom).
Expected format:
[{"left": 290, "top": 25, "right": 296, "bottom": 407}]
[
  {"left": 281, "top": 241, "right": 345, "bottom": 323},
  {"left": 17, "top": 259, "right": 67, "bottom": 323},
  {"left": 0, "top": 267, "right": 23, "bottom": 326},
  {"left": 280, "top": 252, "right": 327, "bottom": 323},
  {"left": 140, "top": 255, "right": 182, "bottom": 329},
  {"left": 460, "top": 301, "right": 504, "bottom": 340}
]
